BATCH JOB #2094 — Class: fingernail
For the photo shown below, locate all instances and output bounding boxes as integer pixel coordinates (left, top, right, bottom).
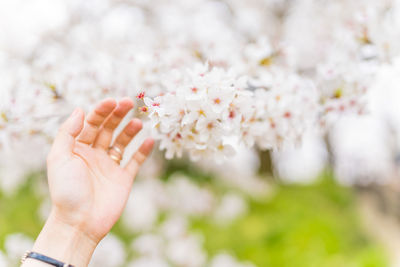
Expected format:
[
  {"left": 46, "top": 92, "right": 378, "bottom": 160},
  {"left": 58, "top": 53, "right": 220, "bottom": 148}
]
[{"left": 71, "top": 108, "right": 80, "bottom": 117}]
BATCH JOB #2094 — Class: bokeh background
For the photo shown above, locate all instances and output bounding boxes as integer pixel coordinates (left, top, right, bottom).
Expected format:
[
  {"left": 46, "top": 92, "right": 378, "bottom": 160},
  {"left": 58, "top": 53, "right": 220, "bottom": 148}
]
[{"left": 1, "top": 0, "right": 400, "bottom": 266}]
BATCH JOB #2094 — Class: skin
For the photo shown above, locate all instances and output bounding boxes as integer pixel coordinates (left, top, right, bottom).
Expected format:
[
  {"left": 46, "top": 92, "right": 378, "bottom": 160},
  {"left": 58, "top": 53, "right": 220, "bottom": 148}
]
[{"left": 21, "top": 98, "right": 154, "bottom": 267}]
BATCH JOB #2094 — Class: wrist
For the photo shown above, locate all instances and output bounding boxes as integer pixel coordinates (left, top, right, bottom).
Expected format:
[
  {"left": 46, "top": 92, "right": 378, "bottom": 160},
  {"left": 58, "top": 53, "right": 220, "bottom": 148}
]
[{"left": 22, "top": 211, "right": 98, "bottom": 267}]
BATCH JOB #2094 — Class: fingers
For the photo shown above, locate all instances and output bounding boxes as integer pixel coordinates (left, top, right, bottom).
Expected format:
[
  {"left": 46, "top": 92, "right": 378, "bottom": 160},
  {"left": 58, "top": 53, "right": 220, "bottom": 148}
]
[
  {"left": 50, "top": 108, "right": 84, "bottom": 157},
  {"left": 108, "top": 119, "right": 142, "bottom": 160},
  {"left": 93, "top": 98, "right": 134, "bottom": 150},
  {"left": 125, "top": 138, "right": 154, "bottom": 177},
  {"left": 77, "top": 98, "right": 117, "bottom": 145}
]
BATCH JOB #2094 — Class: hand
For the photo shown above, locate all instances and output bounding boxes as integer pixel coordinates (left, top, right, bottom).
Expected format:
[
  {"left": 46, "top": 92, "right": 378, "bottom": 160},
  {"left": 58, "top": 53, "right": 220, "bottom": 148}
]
[
  {"left": 47, "top": 97, "right": 154, "bottom": 241},
  {"left": 22, "top": 98, "right": 154, "bottom": 267}
]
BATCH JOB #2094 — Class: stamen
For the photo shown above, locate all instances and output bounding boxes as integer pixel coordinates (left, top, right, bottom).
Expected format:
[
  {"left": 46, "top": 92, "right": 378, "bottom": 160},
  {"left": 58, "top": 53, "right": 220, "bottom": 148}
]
[{"left": 137, "top": 92, "right": 145, "bottom": 99}]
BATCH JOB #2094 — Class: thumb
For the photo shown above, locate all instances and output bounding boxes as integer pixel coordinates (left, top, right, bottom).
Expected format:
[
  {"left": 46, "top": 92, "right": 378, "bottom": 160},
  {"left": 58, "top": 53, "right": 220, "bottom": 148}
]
[{"left": 50, "top": 108, "right": 85, "bottom": 157}]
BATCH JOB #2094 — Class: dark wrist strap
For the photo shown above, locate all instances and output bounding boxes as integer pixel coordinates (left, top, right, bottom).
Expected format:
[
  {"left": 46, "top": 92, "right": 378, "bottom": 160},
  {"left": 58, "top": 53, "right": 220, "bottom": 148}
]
[{"left": 21, "top": 251, "right": 75, "bottom": 267}]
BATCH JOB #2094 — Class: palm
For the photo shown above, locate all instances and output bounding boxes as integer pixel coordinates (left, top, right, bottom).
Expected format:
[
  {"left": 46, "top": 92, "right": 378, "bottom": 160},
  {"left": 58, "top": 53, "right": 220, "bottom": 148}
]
[
  {"left": 55, "top": 144, "right": 129, "bottom": 236},
  {"left": 47, "top": 98, "right": 153, "bottom": 243}
]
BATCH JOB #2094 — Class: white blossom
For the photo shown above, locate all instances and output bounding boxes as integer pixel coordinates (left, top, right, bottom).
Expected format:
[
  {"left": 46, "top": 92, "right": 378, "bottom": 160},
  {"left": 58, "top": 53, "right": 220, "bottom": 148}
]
[
  {"left": 165, "top": 233, "right": 207, "bottom": 267},
  {"left": 128, "top": 257, "right": 169, "bottom": 267},
  {"left": 209, "top": 252, "right": 256, "bottom": 267},
  {"left": 165, "top": 174, "right": 215, "bottom": 216},
  {"left": 4, "top": 233, "right": 34, "bottom": 264},
  {"left": 122, "top": 180, "right": 165, "bottom": 232},
  {"left": 89, "top": 234, "right": 126, "bottom": 267},
  {"left": 214, "top": 193, "right": 248, "bottom": 223},
  {"left": 0, "top": 251, "right": 7, "bottom": 267},
  {"left": 131, "top": 234, "right": 164, "bottom": 257}
]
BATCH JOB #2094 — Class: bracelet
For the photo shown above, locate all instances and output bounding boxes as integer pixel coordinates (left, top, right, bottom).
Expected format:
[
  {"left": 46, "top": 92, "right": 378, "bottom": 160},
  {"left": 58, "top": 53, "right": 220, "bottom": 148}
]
[{"left": 21, "top": 251, "right": 75, "bottom": 267}]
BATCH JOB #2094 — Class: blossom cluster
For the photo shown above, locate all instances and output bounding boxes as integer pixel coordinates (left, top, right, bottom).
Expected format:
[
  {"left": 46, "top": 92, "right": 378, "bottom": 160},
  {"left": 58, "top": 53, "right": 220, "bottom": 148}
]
[
  {"left": 143, "top": 65, "right": 320, "bottom": 160},
  {"left": 143, "top": 64, "right": 247, "bottom": 161}
]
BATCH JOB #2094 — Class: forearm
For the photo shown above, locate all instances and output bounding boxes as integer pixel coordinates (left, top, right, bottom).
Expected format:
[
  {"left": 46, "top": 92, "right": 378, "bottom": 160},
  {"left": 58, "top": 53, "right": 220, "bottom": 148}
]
[{"left": 21, "top": 212, "right": 98, "bottom": 267}]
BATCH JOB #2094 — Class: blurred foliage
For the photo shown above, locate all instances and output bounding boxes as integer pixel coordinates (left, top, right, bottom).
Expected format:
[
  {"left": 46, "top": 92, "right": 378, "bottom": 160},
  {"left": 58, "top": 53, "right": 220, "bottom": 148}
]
[
  {"left": 192, "top": 175, "right": 388, "bottom": 267},
  {"left": 0, "top": 170, "right": 389, "bottom": 267},
  {"left": 160, "top": 158, "right": 214, "bottom": 184},
  {"left": 0, "top": 173, "right": 43, "bottom": 250}
]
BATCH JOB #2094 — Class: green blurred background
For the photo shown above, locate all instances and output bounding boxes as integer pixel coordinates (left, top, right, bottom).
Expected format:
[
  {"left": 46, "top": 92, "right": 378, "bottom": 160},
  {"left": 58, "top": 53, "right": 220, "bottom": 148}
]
[{"left": 0, "top": 168, "right": 388, "bottom": 267}]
